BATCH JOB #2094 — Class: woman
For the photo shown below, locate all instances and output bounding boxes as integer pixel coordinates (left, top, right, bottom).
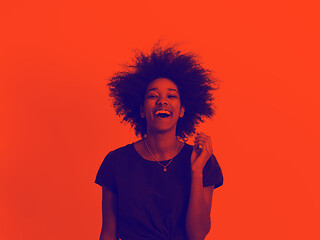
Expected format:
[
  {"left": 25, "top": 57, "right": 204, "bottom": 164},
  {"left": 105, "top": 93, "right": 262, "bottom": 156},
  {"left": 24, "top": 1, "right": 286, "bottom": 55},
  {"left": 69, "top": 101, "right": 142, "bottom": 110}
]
[{"left": 95, "top": 44, "right": 223, "bottom": 240}]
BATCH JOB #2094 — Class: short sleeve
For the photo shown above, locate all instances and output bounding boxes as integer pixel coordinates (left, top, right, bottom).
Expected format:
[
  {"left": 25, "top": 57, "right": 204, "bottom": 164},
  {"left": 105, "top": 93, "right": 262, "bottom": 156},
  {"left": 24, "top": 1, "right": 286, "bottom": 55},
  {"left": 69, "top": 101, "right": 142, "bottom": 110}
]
[
  {"left": 202, "top": 154, "right": 223, "bottom": 189},
  {"left": 95, "top": 152, "right": 118, "bottom": 194}
]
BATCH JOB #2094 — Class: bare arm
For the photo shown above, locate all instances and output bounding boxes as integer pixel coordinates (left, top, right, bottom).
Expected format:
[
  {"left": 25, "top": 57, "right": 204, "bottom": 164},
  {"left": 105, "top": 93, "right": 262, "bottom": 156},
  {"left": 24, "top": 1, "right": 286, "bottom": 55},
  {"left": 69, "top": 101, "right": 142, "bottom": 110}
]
[
  {"left": 186, "top": 133, "right": 216, "bottom": 240},
  {"left": 99, "top": 186, "right": 118, "bottom": 240},
  {"left": 186, "top": 172, "right": 214, "bottom": 240}
]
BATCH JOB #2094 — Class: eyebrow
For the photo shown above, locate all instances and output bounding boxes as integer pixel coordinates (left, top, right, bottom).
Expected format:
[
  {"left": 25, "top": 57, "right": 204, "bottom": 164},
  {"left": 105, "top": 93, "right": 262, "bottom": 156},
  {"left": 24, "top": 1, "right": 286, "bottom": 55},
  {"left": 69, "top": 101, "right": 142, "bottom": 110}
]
[{"left": 146, "top": 88, "right": 179, "bottom": 93}]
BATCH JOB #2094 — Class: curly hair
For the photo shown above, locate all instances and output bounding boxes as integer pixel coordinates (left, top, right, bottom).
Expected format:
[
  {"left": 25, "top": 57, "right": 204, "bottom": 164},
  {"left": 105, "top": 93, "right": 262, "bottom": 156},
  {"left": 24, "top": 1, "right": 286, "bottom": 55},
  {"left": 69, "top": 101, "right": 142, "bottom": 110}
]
[{"left": 107, "top": 44, "right": 219, "bottom": 140}]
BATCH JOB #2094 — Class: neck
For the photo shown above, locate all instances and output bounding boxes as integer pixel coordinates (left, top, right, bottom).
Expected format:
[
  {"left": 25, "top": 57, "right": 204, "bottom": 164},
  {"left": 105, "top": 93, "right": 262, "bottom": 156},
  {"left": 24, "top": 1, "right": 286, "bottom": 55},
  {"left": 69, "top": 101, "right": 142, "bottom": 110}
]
[{"left": 144, "top": 130, "right": 180, "bottom": 160}]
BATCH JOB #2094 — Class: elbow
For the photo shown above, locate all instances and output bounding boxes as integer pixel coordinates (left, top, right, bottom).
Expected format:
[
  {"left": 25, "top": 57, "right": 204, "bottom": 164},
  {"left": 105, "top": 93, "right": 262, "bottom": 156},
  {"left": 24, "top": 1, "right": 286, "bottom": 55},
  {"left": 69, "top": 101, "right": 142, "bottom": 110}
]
[
  {"left": 99, "top": 227, "right": 118, "bottom": 240},
  {"left": 201, "top": 218, "right": 211, "bottom": 239},
  {"left": 187, "top": 224, "right": 211, "bottom": 240},
  {"left": 188, "top": 234, "right": 209, "bottom": 240},
  {"left": 202, "top": 226, "right": 211, "bottom": 240}
]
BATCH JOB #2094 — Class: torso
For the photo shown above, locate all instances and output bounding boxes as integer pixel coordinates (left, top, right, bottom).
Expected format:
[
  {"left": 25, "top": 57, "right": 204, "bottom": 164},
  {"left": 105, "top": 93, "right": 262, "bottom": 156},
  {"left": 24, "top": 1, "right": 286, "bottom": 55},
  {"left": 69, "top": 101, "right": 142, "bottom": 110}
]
[
  {"left": 133, "top": 139, "right": 185, "bottom": 162},
  {"left": 95, "top": 142, "right": 223, "bottom": 239}
]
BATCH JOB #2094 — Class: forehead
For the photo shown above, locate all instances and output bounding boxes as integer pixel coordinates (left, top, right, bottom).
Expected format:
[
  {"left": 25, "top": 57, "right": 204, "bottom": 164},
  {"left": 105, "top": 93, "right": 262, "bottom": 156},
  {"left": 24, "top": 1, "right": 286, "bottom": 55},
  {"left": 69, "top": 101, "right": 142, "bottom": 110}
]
[{"left": 146, "top": 78, "right": 179, "bottom": 92}]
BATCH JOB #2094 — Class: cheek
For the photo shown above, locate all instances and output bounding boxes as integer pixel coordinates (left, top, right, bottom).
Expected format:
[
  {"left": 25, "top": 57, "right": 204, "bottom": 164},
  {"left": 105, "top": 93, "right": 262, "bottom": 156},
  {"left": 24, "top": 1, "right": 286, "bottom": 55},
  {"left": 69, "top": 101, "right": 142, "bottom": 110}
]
[
  {"left": 143, "top": 104, "right": 154, "bottom": 118},
  {"left": 173, "top": 106, "right": 182, "bottom": 118}
]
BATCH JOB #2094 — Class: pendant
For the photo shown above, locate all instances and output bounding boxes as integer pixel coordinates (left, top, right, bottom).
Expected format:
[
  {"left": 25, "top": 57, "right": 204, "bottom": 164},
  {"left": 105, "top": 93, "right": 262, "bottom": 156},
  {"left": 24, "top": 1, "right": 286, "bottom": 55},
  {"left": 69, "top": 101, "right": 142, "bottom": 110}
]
[{"left": 163, "top": 168, "right": 167, "bottom": 172}]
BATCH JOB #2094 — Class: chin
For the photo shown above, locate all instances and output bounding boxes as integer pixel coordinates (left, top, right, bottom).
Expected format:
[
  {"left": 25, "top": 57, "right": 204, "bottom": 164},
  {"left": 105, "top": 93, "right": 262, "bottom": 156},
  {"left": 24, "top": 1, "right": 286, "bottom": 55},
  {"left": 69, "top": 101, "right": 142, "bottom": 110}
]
[{"left": 149, "top": 124, "right": 177, "bottom": 134}]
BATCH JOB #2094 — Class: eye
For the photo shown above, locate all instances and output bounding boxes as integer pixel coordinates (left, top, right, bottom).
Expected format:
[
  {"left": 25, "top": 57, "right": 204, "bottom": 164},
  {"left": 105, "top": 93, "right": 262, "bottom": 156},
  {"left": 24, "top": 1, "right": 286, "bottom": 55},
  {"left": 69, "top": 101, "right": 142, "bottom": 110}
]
[
  {"left": 168, "top": 95, "right": 178, "bottom": 99},
  {"left": 147, "top": 94, "right": 158, "bottom": 99}
]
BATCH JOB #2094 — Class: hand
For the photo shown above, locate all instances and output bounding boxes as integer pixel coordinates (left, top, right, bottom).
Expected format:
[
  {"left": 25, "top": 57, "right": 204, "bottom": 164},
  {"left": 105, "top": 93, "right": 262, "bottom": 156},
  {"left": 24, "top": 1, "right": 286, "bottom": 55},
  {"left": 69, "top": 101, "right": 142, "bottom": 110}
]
[{"left": 190, "top": 132, "right": 213, "bottom": 174}]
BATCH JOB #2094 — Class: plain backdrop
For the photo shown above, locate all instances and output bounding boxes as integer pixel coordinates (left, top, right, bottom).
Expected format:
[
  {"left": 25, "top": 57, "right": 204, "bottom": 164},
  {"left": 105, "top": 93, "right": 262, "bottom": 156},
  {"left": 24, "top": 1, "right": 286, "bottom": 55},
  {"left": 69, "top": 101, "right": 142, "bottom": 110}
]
[{"left": 1, "top": 0, "right": 319, "bottom": 239}]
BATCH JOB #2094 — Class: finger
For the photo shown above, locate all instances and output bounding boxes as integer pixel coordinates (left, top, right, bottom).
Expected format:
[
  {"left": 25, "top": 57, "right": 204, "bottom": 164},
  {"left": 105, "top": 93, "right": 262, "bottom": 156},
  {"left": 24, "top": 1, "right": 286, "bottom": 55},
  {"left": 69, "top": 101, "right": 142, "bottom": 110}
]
[
  {"left": 194, "top": 133, "right": 210, "bottom": 141},
  {"left": 194, "top": 142, "right": 203, "bottom": 150},
  {"left": 195, "top": 135, "right": 212, "bottom": 150},
  {"left": 194, "top": 139, "right": 207, "bottom": 149},
  {"left": 195, "top": 132, "right": 208, "bottom": 137},
  {"left": 194, "top": 141, "right": 203, "bottom": 150},
  {"left": 194, "top": 137, "right": 210, "bottom": 146},
  {"left": 197, "top": 132, "right": 208, "bottom": 136},
  {"left": 194, "top": 139, "right": 212, "bottom": 154}
]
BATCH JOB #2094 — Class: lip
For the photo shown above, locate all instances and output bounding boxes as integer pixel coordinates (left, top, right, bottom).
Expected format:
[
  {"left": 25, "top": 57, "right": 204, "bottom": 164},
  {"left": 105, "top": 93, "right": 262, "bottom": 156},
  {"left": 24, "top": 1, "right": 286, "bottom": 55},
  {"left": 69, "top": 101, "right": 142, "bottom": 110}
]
[
  {"left": 153, "top": 107, "right": 173, "bottom": 118},
  {"left": 153, "top": 107, "right": 172, "bottom": 115}
]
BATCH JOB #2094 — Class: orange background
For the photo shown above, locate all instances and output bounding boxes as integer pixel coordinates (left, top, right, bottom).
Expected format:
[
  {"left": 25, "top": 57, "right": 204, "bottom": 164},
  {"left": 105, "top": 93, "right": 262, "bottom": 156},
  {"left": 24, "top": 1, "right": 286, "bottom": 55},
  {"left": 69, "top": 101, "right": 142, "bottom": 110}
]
[{"left": 1, "top": 0, "right": 319, "bottom": 239}]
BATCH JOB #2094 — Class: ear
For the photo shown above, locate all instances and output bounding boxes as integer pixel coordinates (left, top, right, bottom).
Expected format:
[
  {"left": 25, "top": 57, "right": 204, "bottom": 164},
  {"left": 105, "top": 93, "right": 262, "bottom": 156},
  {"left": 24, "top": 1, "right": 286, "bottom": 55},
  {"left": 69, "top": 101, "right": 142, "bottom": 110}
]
[
  {"left": 140, "top": 106, "right": 145, "bottom": 118},
  {"left": 179, "top": 106, "right": 185, "bottom": 118}
]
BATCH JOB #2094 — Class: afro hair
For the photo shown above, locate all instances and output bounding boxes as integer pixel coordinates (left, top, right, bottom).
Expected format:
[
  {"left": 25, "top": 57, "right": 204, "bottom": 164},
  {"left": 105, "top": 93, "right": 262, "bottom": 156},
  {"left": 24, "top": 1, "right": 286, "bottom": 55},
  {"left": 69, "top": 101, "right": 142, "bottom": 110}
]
[{"left": 107, "top": 43, "right": 219, "bottom": 140}]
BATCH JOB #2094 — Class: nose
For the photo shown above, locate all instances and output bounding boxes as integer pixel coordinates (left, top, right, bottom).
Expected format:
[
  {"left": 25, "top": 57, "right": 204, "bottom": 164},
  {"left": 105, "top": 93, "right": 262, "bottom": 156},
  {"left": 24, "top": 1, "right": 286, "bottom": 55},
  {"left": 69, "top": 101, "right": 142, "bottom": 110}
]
[{"left": 156, "top": 96, "right": 168, "bottom": 105}]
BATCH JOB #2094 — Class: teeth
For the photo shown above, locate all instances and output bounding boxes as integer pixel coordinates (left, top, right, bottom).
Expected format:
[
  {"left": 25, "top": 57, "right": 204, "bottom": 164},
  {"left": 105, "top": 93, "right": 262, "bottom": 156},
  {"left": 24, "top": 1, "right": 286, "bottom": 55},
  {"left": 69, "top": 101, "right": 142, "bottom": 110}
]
[{"left": 155, "top": 110, "right": 171, "bottom": 115}]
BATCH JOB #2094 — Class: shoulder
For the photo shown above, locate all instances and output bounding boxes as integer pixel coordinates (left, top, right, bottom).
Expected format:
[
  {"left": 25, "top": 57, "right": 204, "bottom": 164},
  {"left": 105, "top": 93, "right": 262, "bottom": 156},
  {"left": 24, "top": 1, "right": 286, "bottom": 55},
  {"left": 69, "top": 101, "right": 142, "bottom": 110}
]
[
  {"left": 105, "top": 143, "right": 134, "bottom": 159},
  {"left": 180, "top": 142, "right": 218, "bottom": 159},
  {"left": 182, "top": 142, "right": 193, "bottom": 151},
  {"left": 181, "top": 143, "right": 218, "bottom": 164},
  {"left": 182, "top": 142, "right": 195, "bottom": 155},
  {"left": 98, "top": 144, "right": 135, "bottom": 172}
]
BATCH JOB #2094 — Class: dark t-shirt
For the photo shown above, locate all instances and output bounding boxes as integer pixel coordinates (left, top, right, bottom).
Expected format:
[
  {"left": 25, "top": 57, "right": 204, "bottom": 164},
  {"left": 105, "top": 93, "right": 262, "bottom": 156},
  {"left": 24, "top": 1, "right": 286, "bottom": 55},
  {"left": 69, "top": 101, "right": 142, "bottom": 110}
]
[{"left": 95, "top": 143, "right": 223, "bottom": 240}]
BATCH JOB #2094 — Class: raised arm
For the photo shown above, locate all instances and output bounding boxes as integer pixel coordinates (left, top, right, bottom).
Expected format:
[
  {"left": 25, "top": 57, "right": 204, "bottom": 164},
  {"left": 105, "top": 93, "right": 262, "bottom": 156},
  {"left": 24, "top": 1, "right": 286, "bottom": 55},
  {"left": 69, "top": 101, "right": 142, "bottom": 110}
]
[{"left": 99, "top": 186, "right": 118, "bottom": 240}]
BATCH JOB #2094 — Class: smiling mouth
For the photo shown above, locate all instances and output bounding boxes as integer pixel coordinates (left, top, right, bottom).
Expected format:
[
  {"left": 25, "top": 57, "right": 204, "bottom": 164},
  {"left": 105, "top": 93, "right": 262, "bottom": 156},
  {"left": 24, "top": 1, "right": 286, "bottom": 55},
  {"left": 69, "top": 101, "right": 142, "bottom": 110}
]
[{"left": 154, "top": 110, "right": 171, "bottom": 118}]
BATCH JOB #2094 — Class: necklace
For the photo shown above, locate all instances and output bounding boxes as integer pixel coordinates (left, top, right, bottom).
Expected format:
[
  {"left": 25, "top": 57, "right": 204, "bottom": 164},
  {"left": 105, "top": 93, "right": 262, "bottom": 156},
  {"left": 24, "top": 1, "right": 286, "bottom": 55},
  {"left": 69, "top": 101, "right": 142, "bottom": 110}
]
[{"left": 144, "top": 139, "right": 180, "bottom": 172}]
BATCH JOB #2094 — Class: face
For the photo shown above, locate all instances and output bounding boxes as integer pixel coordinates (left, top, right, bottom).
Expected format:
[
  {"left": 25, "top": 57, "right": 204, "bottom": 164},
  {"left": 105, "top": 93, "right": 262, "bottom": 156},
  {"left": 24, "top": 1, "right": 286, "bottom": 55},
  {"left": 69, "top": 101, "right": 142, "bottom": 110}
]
[{"left": 140, "top": 78, "right": 185, "bottom": 134}]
